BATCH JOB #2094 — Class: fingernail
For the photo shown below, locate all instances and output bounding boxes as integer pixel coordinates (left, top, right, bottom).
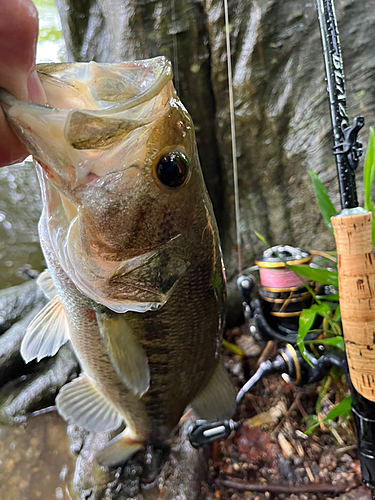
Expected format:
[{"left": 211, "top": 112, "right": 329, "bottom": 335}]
[{"left": 27, "top": 70, "right": 46, "bottom": 105}]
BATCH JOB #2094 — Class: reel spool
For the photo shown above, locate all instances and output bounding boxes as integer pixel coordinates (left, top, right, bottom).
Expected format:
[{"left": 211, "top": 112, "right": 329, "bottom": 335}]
[{"left": 255, "top": 245, "right": 315, "bottom": 334}]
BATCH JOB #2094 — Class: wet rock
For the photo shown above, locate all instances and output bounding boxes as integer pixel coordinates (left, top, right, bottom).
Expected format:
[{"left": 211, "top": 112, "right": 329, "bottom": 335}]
[
  {"left": 0, "top": 344, "right": 78, "bottom": 424},
  {"left": 0, "top": 279, "right": 45, "bottom": 334},
  {"left": 0, "top": 302, "right": 45, "bottom": 384}
]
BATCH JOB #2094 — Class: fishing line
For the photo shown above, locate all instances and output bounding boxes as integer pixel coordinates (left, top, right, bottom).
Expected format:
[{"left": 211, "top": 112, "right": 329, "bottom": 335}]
[
  {"left": 223, "top": 0, "right": 242, "bottom": 276},
  {"left": 171, "top": 0, "right": 180, "bottom": 96}
]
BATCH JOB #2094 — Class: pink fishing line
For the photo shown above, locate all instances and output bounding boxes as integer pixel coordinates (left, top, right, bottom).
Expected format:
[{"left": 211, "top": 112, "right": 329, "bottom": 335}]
[{"left": 259, "top": 267, "right": 308, "bottom": 289}]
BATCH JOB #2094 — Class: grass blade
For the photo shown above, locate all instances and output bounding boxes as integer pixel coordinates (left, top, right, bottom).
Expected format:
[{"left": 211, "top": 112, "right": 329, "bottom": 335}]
[
  {"left": 364, "top": 128, "right": 375, "bottom": 209},
  {"left": 309, "top": 336, "right": 344, "bottom": 350},
  {"left": 363, "top": 128, "right": 375, "bottom": 245},
  {"left": 309, "top": 171, "right": 337, "bottom": 234}
]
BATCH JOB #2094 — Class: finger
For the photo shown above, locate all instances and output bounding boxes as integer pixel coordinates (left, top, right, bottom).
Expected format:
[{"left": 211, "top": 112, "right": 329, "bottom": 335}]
[{"left": 0, "top": 0, "right": 46, "bottom": 167}]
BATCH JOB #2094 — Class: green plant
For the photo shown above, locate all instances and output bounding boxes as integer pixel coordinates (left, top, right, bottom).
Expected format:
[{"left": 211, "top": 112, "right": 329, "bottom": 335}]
[{"left": 254, "top": 128, "right": 375, "bottom": 432}]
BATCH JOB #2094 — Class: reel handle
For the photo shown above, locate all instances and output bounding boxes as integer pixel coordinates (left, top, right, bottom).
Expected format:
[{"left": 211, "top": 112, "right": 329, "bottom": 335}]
[{"left": 331, "top": 211, "right": 375, "bottom": 401}]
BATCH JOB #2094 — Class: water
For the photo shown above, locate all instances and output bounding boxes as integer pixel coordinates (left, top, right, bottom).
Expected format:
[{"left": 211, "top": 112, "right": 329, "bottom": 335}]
[
  {"left": 0, "top": 412, "right": 74, "bottom": 500},
  {"left": 0, "top": 162, "right": 44, "bottom": 289},
  {"left": 35, "top": 0, "right": 67, "bottom": 63}
]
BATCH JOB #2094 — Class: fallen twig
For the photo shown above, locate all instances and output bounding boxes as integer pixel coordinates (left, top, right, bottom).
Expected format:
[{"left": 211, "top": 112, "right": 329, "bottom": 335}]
[
  {"left": 335, "top": 444, "right": 357, "bottom": 455},
  {"left": 216, "top": 478, "right": 358, "bottom": 494},
  {"left": 256, "top": 340, "right": 277, "bottom": 368},
  {"left": 271, "top": 392, "right": 301, "bottom": 437}
]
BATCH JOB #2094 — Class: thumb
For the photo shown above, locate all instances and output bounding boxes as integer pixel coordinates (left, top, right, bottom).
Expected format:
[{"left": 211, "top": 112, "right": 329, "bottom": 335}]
[{"left": 0, "top": 0, "right": 47, "bottom": 166}]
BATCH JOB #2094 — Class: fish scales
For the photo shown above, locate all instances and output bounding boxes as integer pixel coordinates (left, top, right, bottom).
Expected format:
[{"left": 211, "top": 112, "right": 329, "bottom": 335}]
[{"left": 0, "top": 56, "right": 236, "bottom": 466}]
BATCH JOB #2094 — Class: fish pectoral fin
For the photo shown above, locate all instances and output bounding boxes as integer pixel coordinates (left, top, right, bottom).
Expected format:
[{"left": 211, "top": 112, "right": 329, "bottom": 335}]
[
  {"left": 20, "top": 295, "right": 70, "bottom": 363},
  {"left": 190, "top": 358, "right": 237, "bottom": 421},
  {"left": 37, "top": 269, "right": 57, "bottom": 300},
  {"left": 56, "top": 375, "right": 123, "bottom": 433},
  {"left": 95, "top": 430, "right": 143, "bottom": 468},
  {"left": 97, "top": 312, "right": 150, "bottom": 398},
  {"left": 111, "top": 235, "right": 190, "bottom": 308}
]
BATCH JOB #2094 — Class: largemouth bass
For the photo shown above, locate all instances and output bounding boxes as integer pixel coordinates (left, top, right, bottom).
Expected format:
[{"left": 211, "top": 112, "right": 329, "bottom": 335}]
[{"left": 0, "top": 57, "right": 236, "bottom": 467}]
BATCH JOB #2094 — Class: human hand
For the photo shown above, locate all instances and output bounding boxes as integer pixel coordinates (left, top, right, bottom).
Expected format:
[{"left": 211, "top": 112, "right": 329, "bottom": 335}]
[{"left": 0, "top": 0, "right": 46, "bottom": 167}]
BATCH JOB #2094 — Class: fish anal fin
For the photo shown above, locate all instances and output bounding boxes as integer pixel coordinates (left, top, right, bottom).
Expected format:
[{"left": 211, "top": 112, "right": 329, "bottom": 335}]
[
  {"left": 56, "top": 376, "right": 122, "bottom": 433},
  {"left": 190, "top": 358, "right": 236, "bottom": 422},
  {"left": 20, "top": 295, "right": 69, "bottom": 363},
  {"left": 95, "top": 430, "right": 143, "bottom": 468},
  {"left": 97, "top": 312, "right": 150, "bottom": 398}
]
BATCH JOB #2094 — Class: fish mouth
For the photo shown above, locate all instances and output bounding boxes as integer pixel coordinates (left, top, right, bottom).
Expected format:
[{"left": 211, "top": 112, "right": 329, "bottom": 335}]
[
  {"left": 0, "top": 56, "right": 174, "bottom": 152},
  {"left": 0, "top": 57, "right": 176, "bottom": 187},
  {"left": 0, "top": 57, "right": 173, "bottom": 114}
]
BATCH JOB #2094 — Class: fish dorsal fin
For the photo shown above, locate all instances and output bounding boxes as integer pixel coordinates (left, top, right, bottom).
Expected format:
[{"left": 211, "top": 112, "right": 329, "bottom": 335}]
[
  {"left": 20, "top": 295, "right": 70, "bottom": 363},
  {"left": 56, "top": 375, "right": 123, "bottom": 432},
  {"left": 96, "top": 312, "right": 150, "bottom": 398},
  {"left": 37, "top": 269, "right": 57, "bottom": 300},
  {"left": 190, "top": 357, "right": 236, "bottom": 421}
]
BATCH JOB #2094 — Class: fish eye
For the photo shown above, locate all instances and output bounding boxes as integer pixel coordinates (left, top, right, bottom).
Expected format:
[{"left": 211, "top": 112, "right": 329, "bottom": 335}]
[{"left": 156, "top": 152, "right": 188, "bottom": 189}]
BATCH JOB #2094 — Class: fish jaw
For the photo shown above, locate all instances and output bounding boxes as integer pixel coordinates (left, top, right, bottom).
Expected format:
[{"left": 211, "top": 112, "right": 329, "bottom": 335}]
[{"left": 0, "top": 57, "right": 174, "bottom": 192}]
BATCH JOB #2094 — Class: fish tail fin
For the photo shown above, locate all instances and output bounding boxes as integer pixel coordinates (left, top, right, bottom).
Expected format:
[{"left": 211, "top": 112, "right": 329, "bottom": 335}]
[{"left": 95, "top": 430, "right": 143, "bottom": 468}]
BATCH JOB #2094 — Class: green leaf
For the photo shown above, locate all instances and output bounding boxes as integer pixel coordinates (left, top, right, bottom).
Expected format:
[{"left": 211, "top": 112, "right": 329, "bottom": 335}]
[
  {"left": 222, "top": 339, "right": 244, "bottom": 356},
  {"left": 297, "top": 305, "right": 320, "bottom": 365},
  {"left": 323, "top": 395, "right": 352, "bottom": 422},
  {"left": 333, "top": 304, "right": 341, "bottom": 322},
  {"left": 363, "top": 128, "right": 375, "bottom": 245},
  {"left": 288, "top": 264, "right": 338, "bottom": 286},
  {"left": 297, "top": 303, "right": 332, "bottom": 365},
  {"left": 304, "top": 396, "right": 352, "bottom": 435},
  {"left": 309, "top": 336, "right": 345, "bottom": 350},
  {"left": 364, "top": 128, "right": 375, "bottom": 209},
  {"left": 254, "top": 231, "right": 270, "bottom": 247},
  {"left": 304, "top": 423, "right": 320, "bottom": 435},
  {"left": 309, "top": 171, "right": 337, "bottom": 234},
  {"left": 316, "top": 293, "right": 339, "bottom": 302}
]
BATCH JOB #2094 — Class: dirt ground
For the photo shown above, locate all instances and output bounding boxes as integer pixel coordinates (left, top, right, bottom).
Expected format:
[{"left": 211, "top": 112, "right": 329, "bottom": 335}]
[{"left": 203, "top": 326, "right": 369, "bottom": 500}]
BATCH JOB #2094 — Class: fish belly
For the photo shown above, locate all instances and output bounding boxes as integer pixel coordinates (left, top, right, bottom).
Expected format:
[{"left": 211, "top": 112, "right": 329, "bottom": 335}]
[{"left": 39, "top": 214, "right": 150, "bottom": 441}]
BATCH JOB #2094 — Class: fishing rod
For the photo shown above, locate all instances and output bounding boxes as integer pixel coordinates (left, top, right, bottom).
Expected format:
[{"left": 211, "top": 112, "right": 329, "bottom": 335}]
[{"left": 315, "top": 1, "right": 375, "bottom": 497}]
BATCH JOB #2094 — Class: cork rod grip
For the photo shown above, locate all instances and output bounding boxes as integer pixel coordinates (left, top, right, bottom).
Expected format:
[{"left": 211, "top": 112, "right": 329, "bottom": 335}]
[{"left": 331, "top": 212, "right": 375, "bottom": 401}]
